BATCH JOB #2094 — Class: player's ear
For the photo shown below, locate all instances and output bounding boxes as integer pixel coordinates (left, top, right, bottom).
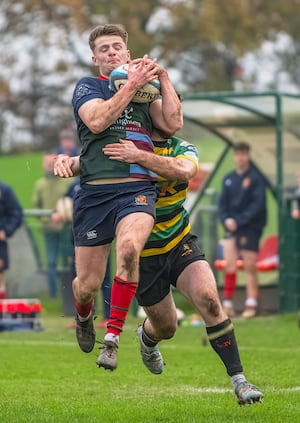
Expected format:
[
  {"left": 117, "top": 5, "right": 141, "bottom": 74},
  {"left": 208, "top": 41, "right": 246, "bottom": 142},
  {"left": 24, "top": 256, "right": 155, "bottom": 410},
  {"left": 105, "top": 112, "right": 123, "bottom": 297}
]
[
  {"left": 126, "top": 50, "right": 131, "bottom": 63},
  {"left": 92, "top": 55, "right": 98, "bottom": 65}
]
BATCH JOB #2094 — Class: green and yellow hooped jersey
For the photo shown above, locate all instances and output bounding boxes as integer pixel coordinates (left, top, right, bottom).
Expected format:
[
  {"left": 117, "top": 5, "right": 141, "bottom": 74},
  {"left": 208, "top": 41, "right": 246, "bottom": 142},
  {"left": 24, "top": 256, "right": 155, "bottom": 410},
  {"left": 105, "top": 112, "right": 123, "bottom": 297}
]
[{"left": 141, "top": 136, "right": 199, "bottom": 257}]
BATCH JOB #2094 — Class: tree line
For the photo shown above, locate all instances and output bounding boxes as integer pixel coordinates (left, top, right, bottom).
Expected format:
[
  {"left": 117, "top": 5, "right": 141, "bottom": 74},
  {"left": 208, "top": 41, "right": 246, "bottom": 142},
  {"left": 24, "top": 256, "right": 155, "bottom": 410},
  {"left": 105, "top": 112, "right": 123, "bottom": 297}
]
[{"left": 1, "top": 0, "right": 300, "bottom": 152}]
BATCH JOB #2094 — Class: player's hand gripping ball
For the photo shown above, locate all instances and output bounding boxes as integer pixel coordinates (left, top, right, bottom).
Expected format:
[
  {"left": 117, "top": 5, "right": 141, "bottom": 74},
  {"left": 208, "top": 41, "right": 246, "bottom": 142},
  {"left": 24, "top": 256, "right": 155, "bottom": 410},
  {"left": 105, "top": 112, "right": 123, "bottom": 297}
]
[{"left": 109, "top": 63, "right": 161, "bottom": 103}]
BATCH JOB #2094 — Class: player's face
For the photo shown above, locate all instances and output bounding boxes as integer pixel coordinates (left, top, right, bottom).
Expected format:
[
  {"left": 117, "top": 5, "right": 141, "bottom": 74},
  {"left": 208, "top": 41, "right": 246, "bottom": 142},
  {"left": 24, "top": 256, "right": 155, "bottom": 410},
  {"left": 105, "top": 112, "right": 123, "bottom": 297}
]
[
  {"left": 233, "top": 150, "right": 250, "bottom": 171},
  {"left": 92, "top": 35, "right": 130, "bottom": 77}
]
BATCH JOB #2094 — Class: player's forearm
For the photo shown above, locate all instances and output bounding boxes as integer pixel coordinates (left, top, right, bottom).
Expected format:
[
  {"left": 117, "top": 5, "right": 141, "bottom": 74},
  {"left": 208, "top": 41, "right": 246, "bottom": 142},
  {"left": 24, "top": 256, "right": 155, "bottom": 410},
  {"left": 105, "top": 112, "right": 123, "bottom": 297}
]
[
  {"left": 80, "top": 81, "right": 143, "bottom": 134},
  {"left": 71, "top": 156, "right": 80, "bottom": 176},
  {"left": 137, "top": 150, "right": 196, "bottom": 181},
  {"left": 158, "top": 72, "right": 183, "bottom": 134}
]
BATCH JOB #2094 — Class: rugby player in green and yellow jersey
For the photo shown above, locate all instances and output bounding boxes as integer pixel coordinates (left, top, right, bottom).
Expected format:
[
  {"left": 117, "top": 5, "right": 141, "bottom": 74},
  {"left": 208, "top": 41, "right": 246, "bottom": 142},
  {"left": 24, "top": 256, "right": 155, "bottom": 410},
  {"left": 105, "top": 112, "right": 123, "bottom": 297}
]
[{"left": 102, "top": 131, "right": 263, "bottom": 406}]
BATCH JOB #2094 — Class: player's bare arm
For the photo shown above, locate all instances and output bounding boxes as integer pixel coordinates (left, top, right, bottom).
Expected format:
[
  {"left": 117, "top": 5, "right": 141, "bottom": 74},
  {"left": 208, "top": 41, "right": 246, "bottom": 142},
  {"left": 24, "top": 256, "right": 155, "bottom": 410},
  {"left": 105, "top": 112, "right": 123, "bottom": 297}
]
[
  {"left": 103, "top": 139, "right": 197, "bottom": 181},
  {"left": 54, "top": 154, "right": 80, "bottom": 178},
  {"left": 149, "top": 65, "right": 183, "bottom": 136},
  {"left": 79, "top": 56, "right": 160, "bottom": 134}
]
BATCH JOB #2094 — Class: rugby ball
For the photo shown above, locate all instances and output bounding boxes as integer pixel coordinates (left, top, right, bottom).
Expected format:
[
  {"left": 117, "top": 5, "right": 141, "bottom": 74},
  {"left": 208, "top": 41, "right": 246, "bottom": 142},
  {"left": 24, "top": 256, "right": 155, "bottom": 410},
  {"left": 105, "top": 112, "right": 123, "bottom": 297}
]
[
  {"left": 55, "top": 196, "right": 73, "bottom": 223},
  {"left": 109, "top": 63, "right": 161, "bottom": 103}
]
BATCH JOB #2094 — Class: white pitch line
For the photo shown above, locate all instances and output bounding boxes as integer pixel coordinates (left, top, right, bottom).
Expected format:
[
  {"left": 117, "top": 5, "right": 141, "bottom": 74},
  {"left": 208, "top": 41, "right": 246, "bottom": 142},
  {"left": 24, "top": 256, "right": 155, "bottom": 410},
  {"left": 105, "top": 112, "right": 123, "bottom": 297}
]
[
  {"left": 182, "top": 386, "right": 300, "bottom": 394},
  {"left": 160, "top": 344, "right": 300, "bottom": 353},
  {"left": 0, "top": 339, "right": 75, "bottom": 347},
  {"left": 0, "top": 338, "right": 299, "bottom": 353}
]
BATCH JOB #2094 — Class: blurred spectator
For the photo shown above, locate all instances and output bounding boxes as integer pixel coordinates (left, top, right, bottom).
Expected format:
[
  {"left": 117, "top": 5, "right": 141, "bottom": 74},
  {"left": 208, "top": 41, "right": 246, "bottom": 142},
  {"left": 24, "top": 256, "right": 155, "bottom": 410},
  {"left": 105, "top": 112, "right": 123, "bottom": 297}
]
[
  {"left": 32, "top": 153, "right": 73, "bottom": 297},
  {"left": 65, "top": 179, "right": 111, "bottom": 328},
  {"left": 289, "top": 171, "right": 300, "bottom": 328},
  {"left": 291, "top": 170, "right": 300, "bottom": 220},
  {"left": 218, "top": 142, "right": 267, "bottom": 318},
  {"left": 0, "top": 182, "right": 23, "bottom": 299},
  {"left": 97, "top": 256, "right": 112, "bottom": 328},
  {"left": 54, "top": 127, "right": 80, "bottom": 157}
]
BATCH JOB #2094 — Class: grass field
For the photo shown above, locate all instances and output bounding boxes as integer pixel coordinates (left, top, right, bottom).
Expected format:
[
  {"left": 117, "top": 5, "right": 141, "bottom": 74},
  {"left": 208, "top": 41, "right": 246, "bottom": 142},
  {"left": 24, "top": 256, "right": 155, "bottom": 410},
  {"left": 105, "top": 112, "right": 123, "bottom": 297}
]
[
  {"left": 0, "top": 152, "right": 42, "bottom": 208},
  {"left": 0, "top": 145, "right": 295, "bottom": 422},
  {"left": 0, "top": 296, "right": 299, "bottom": 423}
]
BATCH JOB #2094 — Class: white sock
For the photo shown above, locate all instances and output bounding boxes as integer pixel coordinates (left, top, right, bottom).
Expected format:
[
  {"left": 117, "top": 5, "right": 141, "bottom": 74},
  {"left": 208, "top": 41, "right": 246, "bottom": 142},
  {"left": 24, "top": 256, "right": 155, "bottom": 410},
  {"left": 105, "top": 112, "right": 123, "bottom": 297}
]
[
  {"left": 231, "top": 373, "right": 246, "bottom": 387},
  {"left": 77, "top": 310, "right": 92, "bottom": 322},
  {"left": 245, "top": 298, "right": 257, "bottom": 308},
  {"left": 104, "top": 333, "right": 119, "bottom": 345},
  {"left": 223, "top": 299, "right": 233, "bottom": 308}
]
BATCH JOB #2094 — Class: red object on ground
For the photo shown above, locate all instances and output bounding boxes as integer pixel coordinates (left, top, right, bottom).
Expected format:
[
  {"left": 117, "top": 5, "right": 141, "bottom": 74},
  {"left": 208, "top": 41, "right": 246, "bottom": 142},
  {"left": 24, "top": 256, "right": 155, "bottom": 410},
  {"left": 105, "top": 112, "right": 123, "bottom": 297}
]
[{"left": 214, "top": 235, "right": 279, "bottom": 272}]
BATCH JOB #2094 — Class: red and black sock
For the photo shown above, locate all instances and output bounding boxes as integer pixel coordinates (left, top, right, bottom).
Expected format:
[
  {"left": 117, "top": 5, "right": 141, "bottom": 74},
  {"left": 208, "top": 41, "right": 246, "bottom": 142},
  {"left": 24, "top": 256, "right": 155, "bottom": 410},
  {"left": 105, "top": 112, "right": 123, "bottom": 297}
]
[
  {"left": 206, "top": 319, "right": 243, "bottom": 376},
  {"left": 106, "top": 276, "right": 138, "bottom": 337}
]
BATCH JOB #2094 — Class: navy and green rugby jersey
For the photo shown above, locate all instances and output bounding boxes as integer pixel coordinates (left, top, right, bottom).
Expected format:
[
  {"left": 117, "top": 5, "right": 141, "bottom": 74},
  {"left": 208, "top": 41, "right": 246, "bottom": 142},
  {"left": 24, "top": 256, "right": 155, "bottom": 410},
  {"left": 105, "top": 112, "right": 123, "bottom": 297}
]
[
  {"left": 141, "top": 136, "right": 199, "bottom": 257},
  {"left": 72, "top": 75, "right": 156, "bottom": 184}
]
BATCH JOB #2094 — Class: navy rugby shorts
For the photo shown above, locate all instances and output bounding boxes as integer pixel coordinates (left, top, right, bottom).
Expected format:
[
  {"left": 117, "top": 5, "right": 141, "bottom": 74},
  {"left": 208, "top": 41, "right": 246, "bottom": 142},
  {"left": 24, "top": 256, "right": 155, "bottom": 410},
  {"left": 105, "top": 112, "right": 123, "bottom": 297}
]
[
  {"left": 73, "top": 181, "right": 157, "bottom": 246},
  {"left": 225, "top": 227, "right": 263, "bottom": 252},
  {"left": 0, "top": 241, "right": 9, "bottom": 272},
  {"left": 136, "top": 234, "right": 206, "bottom": 307}
]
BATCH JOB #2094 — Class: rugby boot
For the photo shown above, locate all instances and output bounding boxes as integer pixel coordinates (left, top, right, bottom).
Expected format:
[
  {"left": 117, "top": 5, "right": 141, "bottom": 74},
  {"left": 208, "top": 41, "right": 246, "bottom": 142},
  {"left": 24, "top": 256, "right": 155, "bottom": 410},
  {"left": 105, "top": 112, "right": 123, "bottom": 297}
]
[{"left": 137, "top": 325, "right": 164, "bottom": 375}]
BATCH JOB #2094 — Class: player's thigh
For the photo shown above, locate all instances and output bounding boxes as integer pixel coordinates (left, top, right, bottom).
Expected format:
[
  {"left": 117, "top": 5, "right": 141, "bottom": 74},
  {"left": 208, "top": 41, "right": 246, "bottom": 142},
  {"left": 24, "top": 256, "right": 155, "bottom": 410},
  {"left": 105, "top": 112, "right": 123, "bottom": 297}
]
[
  {"left": 177, "top": 261, "right": 225, "bottom": 322},
  {"left": 75, "top": 244, "right": 111, "bottom": 288},
  {"left": 177, "top": 260, "right": 218, "bottom": 304},
  {"left": 116, "top": 212, "right": 154, "bottom": 255}
]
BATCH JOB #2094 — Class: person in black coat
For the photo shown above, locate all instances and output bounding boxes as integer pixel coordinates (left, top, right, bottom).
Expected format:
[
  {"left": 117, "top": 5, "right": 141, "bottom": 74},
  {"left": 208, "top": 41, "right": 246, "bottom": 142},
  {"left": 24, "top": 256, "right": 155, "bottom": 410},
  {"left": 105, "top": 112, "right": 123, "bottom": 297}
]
[
  {"left": 0, "top": 181, "right": 23, "bottom": 299},
  {"left": 219, "top": 142, "right": 267, "bottom": 318}
]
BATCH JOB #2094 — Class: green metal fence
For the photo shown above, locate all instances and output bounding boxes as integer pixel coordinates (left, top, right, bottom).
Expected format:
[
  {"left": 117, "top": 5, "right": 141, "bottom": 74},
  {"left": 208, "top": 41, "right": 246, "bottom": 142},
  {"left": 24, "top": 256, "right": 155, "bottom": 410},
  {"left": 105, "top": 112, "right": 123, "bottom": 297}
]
[{"left": 179, "top": 91, "right": 300, "bottom": 313}]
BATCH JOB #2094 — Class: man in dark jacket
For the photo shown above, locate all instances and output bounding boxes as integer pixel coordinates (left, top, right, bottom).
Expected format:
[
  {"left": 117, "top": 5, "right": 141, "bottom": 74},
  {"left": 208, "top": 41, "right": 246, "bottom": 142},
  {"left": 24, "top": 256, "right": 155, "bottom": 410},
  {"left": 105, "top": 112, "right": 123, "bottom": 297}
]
[
  {"left": 219, "top": 142, "right": 267, "bottom": 318},
  {"left": 0, "top": 182, "right": 23, "bottom": 299}
]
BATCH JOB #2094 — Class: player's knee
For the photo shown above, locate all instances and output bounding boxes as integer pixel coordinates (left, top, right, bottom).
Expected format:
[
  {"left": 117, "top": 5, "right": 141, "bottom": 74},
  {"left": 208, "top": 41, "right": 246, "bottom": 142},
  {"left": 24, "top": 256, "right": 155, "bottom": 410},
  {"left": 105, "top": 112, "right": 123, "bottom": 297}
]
[
  {"left": 157, "top": 320, "right": 177, "bottom": 339},
  {"left": 121, "top": 241, "right": 139, "bottom": 277},
  {"left": 159, "top": 325, "right": 176, "bottom": 340},
  {"left": 76, "top": 275, "right": 101, "bottom": 301},
  {"left": 202, "top": 293, "right": 222, "bottom": 318}
]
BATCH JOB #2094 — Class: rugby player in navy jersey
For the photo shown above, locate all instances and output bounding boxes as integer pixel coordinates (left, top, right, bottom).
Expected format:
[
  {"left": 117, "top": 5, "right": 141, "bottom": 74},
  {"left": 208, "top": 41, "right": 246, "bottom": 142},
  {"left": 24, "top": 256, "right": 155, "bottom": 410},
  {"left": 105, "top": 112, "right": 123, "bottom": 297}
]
[
  {"left": 102, "top": 131, "right": 263, "bottom": 406},
  {"left": 54, "top": 23, "right": 182, "bottom": 370}
]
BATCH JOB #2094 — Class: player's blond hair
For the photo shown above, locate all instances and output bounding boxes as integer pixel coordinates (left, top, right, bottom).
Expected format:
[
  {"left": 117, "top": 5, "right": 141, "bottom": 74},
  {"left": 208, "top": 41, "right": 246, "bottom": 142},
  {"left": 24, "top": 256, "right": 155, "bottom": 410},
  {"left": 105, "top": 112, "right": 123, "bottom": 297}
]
[{"left": 89, "top": 24, "right": 128, "bottom": 52}]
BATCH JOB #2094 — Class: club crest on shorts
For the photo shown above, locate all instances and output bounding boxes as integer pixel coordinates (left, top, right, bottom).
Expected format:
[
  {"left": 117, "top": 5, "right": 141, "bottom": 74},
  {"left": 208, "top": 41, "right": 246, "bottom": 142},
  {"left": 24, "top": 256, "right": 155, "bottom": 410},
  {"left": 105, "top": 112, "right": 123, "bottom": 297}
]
[{"left": 134, "top": 195, "right": 148, "bottom": 205}]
